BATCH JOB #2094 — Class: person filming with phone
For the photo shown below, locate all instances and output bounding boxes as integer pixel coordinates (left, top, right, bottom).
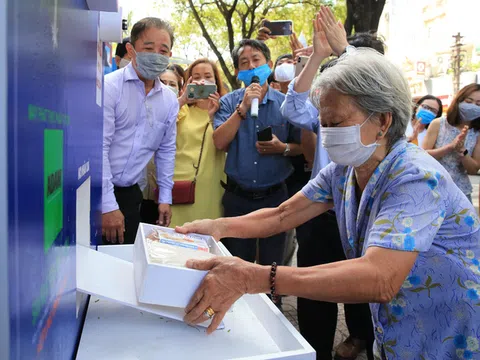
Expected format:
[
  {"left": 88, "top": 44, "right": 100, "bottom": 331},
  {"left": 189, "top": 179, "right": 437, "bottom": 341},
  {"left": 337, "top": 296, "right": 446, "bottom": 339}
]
[{"left": 213, "top": 39, "right": 301, "bottom": 307}]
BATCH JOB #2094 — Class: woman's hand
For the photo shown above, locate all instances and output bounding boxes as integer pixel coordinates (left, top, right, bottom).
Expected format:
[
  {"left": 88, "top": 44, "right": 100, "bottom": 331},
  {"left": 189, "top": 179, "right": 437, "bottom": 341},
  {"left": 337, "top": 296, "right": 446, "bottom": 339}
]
[
  {"left": 312, "top": 11, "right": 334, "bottom": 60},
  {"left": 318, "top": 5, "right": 349, "bottom": 56},
  {"left": 175, "top": 219, "right": 226, "bottom": 241},
  {"left": 449, "top": 126, "right": 468, "bottom": 152},
  {"left": 178, "top": 77, "right": 196, "bottom": 108},
  {"left": 207, "top": 92, "right": 220, "bottom": 119},
  {"left": 184, "top": 256, "right": 261, "bottom": 334}
]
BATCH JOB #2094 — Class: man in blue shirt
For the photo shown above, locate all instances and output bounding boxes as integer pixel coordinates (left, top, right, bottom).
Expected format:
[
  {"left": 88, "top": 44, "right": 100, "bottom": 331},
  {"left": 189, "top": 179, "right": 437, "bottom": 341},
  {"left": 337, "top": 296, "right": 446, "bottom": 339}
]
[{"left": 213, "top": 40, "right": 301, "bottom": 298}]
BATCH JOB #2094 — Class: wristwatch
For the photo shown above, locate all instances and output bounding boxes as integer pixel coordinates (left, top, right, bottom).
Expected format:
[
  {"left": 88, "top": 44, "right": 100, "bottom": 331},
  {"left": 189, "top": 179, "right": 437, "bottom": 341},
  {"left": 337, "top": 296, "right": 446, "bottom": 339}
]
[{"left": 283, "top": 143, "right": 291, "bottom": 157}]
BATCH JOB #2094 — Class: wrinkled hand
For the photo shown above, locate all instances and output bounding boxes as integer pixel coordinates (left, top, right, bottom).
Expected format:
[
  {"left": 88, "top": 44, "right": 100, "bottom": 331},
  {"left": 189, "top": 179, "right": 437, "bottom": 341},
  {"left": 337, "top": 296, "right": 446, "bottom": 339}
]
[
  {"left": 102, "top": 210, "right": 125, "bottom": 244},
  {"left": 176, "top": 218, "right": 225, "bottom": 241},
  {"left": 256, "top": 134, "right": 286, "bottom": 155},
  {"left": 257, "top": 20, "right": 277, "bottom": 41},
  {"left": 207, "top": 92, "right": 220, "bottom": 119},
  {"left": 294, "top": 46, "right": 314, "bottom": 58},
  {"left": 241, "top": 83, "right": 263, "bottom": 110},
  {"left": 178, "top": 77, "right": 197, "bottom": 107},
  {"left": 312, "top": 11, "right": 333, "bottom": 60},
  {"left": 157, "top": 203, "right": 172, "bottom": 227},
  {"left": 318, "top": 5, "right": 349, "bottom": 56},
  {"left": 184, "top": 256, "right": 257, "bottom": 334}
]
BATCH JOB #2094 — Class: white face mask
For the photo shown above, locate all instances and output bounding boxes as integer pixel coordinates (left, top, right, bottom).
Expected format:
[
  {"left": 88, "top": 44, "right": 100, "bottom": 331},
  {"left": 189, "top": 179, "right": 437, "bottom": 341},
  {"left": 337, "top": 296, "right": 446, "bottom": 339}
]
[
  {"left": 119, "top": 58, "right": 131, "bottom": 69},
  {"left": 320, "top": 113, "right": 379, "bottom": 167},
  {"left": 167, "top": 85, "right": 179, "bottom": 97},
  {"left": 274, "top": 63, "right": 295, "bottom": 83}
]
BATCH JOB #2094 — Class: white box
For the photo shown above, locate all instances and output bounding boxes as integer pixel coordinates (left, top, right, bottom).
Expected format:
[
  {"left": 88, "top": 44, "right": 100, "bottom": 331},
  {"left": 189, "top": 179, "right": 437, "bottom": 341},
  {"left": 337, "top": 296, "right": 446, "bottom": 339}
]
[
  {"left": 76, "top": 245, "right": 316, "bottom": 360},
  {"left": 134, "top": 223, "right": 226, "bottom": 308}
]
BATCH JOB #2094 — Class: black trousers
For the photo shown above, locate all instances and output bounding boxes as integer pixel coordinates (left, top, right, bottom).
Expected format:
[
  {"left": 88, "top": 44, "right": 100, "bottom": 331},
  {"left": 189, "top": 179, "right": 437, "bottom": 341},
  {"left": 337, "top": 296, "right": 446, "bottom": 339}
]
[
  {"left": 140, "top": 199, "right": 159, "bottom": 225},
  {"left": 102, "top": 184, "right": 143, "bottom": 245},
  {"left": 221, "top": 185, "right": 288, "bottom": 266},
  {"left": 296, "top": 211, "right": 374, "bottom": 360}
]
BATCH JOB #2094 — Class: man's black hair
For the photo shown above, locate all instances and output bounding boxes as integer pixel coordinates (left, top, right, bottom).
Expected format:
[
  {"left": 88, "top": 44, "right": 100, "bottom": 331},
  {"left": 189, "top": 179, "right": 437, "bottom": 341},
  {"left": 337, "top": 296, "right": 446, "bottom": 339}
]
[{"left": 232, "top": 39, "right": 271, "bottom": 69}]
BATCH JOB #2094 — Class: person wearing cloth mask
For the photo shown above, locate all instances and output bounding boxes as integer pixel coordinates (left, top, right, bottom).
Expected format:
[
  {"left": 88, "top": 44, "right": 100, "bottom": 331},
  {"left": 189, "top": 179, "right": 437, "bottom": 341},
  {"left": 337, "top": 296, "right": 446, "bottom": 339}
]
[
  {"left": 213, "top": 39, "right": 302, "bottom": 306},
  {"left": 406, "top": 95, "right": 443, "bottom": 146},
  {"left": 102, "top": 17, "right": 178, "bottom": 245},
  {"left": 273, "top": 54, "right": 296, "bottom": 94},
  {"left": 280, "top": 7, "right": 380, "bottom": 359},
  {"left": 177, "top": 45, "right": 480, "bottom": 360},
  {"left": 140, "top": 64, "right": 185, "bottom": 225},
  {"left": 423, "top": 83, "right": 480, "bottom": 202},
  {"left": 167, "top": 58, "right": 227, "bottom": 228}
]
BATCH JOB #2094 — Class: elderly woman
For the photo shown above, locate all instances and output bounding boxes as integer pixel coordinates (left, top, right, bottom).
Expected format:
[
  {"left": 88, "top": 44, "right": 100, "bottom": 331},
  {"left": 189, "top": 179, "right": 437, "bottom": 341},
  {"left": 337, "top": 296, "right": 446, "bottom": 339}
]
[{"left": 177, "top": 22, "right": 480, "bottom": 360}]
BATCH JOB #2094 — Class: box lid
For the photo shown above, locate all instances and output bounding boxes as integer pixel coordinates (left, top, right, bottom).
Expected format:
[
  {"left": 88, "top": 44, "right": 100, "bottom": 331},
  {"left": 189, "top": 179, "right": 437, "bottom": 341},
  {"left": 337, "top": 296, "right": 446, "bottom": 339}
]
[{"left": 76, "top": 245, "right": 221, "bottom": 328}]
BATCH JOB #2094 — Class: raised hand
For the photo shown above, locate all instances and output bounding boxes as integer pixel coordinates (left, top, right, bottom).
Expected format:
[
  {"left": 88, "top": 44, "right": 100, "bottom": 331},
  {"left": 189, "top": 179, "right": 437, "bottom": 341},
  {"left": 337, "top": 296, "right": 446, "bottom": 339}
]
[
  {"left": 318, "top": 5, "right": 349, "bottom": 56},
  {"left": 312, "top": 11, "right": 334, "bottom": 60}
]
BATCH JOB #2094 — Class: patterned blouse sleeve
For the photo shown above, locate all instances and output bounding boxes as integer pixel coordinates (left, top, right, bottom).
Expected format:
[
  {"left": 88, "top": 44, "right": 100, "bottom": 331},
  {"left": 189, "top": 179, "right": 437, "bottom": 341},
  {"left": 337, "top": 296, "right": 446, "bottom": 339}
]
[
  {"left": 367, "top": 168, "right": 447, "bottom": 252},
  {"left": 301, "top": 162, "right": 336, "bottom": 203}
]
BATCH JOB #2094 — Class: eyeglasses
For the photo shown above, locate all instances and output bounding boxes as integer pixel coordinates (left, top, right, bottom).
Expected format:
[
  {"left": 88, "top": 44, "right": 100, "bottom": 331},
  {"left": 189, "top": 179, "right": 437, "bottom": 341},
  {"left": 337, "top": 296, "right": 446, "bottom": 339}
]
[{"left": 419, "top": 103, "right": 439, "bottom": 114}]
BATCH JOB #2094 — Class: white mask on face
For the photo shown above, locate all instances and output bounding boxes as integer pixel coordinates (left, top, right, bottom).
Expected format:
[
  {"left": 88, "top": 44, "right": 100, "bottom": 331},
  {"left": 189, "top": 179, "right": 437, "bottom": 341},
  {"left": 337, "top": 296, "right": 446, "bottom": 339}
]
[
  {"left": 320, "top": 113, "right": 379, "bottom": 167},
  {"left": 167, "top": 85, "right": 179, "bottom": 97},
  {"left": 119, "top": 58, "right": 131, "bottom": 69},
  {"left": 274, "top": 63, "right": 295, "bottom": 83}
]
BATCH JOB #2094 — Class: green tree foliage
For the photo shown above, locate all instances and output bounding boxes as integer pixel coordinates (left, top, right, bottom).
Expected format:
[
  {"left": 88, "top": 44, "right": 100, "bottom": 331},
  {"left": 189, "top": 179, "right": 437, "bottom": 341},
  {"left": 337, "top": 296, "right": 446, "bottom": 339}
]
[{"left": 169, "top": 0, "right": 346, "bottom": 90}]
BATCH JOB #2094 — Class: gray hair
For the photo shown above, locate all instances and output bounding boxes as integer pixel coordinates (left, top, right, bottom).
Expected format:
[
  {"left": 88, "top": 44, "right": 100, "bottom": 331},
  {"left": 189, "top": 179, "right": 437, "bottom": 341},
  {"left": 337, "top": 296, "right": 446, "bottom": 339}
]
[
  {"left": 131, "top": 17, "right": 175, "bottom": 49},
  {"left": 310, "top": 48, "right": 412, "bottom": 146}
]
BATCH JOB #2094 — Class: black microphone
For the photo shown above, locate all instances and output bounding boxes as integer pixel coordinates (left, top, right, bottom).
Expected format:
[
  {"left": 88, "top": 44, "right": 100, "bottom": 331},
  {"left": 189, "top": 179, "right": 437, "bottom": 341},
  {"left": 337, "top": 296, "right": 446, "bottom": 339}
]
[{"left": 250, "top": 76, "right": 260, "bottom": 118}]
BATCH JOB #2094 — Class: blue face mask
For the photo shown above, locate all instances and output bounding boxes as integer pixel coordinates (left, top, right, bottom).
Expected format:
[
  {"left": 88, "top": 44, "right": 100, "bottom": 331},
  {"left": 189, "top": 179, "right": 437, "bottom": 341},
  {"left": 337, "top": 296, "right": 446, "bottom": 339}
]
[
  {"left": 416, "top": 108, "right": 437, "bottom": 125},
  {"left": 237, "top": 64, "right": 272, "bottom": 86},
  {"left": 459, "top": 102, "right": 480, "bottom": 122}
]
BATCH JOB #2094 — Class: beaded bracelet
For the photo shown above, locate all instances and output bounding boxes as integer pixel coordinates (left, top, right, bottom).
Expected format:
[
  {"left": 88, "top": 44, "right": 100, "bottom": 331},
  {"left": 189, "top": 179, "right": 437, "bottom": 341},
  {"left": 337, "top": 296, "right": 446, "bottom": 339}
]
[
  {"left": 236, "top": 104, "right": 246, "bottom": 120},
  {"left": 270, "top": 262, "right": 279, "bottom": 303}
]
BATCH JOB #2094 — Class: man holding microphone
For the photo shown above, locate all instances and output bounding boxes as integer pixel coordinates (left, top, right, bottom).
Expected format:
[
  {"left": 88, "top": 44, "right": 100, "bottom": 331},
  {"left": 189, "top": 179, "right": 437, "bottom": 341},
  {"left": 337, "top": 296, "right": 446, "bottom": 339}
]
[{"left": 213, "top": 39, "right": 301, "bottom": 305}]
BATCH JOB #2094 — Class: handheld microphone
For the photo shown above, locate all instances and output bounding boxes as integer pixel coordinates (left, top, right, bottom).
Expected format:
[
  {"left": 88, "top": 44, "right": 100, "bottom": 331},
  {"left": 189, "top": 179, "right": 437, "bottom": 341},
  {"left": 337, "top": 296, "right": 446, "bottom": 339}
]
[{"left": 250, "top": 75, "right": 260, "bottom": 118}]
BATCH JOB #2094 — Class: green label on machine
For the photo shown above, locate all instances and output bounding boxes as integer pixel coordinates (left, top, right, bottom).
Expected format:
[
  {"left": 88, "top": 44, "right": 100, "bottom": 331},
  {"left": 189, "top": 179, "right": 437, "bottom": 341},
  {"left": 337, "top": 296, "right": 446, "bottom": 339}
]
[{"left": 44, "top": 129, "right": 63, "bottom": 253}]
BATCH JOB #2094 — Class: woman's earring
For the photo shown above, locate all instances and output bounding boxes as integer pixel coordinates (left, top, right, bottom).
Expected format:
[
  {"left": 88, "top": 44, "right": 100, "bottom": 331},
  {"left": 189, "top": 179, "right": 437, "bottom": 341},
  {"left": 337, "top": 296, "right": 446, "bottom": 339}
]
[{"left": 377, "top": 131, "right": 383, "bottom": 137}]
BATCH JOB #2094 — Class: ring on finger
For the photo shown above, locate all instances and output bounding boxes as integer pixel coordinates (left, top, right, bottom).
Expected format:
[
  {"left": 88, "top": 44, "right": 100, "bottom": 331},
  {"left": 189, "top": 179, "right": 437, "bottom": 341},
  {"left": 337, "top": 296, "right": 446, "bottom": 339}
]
[{"left": 203, "top": 307, "right": 215, "bottom": 319}]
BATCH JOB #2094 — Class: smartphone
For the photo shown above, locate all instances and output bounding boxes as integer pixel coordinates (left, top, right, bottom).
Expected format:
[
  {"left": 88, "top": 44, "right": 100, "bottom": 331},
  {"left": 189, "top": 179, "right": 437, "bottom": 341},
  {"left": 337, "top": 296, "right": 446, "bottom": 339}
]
[
  {"left": 295, "top": 56, "right": 309, "bottom": 77},
  {"left": 264, "top": 20, "right": 293, "bottom": 36},
  {"left": 186, "top": 84, "right": 217, "bottom": 99},
  {"left": 257, "top": 126, "right": 273, "bottom": 141}
]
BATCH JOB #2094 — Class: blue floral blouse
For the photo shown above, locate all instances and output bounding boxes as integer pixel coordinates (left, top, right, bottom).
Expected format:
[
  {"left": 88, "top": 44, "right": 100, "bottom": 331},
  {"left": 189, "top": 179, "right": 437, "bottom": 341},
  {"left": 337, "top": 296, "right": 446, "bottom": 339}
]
[{"left": 302, "top": 140, "right": 480, "bottom": 360}]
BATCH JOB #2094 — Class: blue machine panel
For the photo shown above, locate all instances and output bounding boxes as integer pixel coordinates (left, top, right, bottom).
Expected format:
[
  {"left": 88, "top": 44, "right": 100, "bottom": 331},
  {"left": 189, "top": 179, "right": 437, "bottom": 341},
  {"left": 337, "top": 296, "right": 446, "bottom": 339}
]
[{"left": 7, "top": 0, "right": 103, "bottom": 358}]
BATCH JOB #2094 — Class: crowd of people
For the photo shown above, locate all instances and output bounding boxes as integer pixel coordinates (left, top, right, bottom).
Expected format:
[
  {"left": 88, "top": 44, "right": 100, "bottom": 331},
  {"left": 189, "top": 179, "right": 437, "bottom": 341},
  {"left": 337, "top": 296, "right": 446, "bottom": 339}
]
[{"left": 104, "top": 6, "right": 480, "bottom": 360}]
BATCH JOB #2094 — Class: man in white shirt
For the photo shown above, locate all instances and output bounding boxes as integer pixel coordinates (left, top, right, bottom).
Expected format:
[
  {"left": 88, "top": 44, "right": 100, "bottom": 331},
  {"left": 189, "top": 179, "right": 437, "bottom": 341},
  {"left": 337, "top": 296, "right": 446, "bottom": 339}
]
[{"left": 102, "top": 18, "right": 179, "bottom": 244}]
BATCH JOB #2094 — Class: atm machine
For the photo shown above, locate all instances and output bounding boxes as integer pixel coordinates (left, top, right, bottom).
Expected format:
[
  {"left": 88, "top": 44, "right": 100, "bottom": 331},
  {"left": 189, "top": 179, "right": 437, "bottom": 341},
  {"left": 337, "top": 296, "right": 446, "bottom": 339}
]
[{"left": 1, "top": 1, "right": 315, "bottom": 359}]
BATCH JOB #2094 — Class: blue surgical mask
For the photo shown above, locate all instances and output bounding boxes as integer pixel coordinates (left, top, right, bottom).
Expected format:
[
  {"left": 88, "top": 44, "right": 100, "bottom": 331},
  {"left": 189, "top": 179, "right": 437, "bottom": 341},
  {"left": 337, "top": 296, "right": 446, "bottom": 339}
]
[
  {"left": 416, "top": 108, "right": 437, "bottom": 125},
  {"left": 237, "top": 64, "right": 272, "bottom": 86},
  {"left": 134, "top": 49, "right": 169, "bottom": 80},
  {"left": 459, "top": 102, "right": 480, "bottom": 122}
]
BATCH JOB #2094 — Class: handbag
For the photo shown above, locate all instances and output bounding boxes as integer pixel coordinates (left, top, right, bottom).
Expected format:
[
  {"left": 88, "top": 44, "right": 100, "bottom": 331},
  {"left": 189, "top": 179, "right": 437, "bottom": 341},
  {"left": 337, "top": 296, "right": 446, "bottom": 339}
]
[{"left": 171, "top": 123, "right": 210, "bottom": 205}]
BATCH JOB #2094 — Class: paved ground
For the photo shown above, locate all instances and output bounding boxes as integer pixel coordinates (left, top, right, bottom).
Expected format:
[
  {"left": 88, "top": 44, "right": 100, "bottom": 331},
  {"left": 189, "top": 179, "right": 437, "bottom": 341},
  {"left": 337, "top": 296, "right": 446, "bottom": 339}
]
[{"left": 281, "top": 177, "right": 480, "bottom": 360}]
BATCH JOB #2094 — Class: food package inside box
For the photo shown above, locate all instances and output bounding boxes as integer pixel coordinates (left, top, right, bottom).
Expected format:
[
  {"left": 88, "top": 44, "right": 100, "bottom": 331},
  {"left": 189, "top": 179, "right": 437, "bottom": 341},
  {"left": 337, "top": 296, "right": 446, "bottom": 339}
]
[{"left": 145, "top": 228, "right": 216, "bottom": 267}]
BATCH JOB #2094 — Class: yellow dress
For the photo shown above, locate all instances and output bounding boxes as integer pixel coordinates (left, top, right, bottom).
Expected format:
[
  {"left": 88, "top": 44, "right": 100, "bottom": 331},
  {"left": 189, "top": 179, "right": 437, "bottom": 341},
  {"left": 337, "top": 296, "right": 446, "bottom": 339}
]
[{"left": 169, "top": 105, "right": 226, "bottom": 228}]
